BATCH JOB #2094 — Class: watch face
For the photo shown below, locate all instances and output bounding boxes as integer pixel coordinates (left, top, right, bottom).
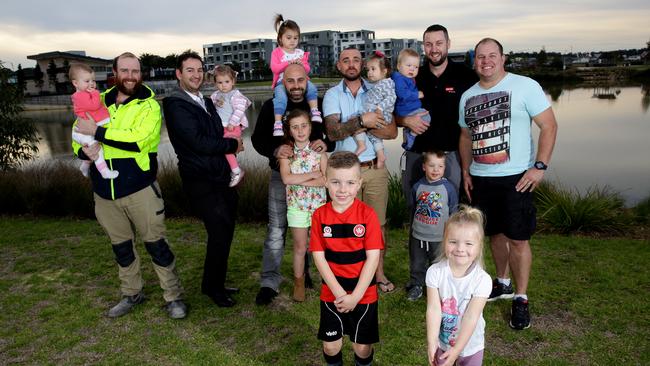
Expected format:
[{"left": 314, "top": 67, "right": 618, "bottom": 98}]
[{"left": 535, "top": 161, "right": 547, "bottom": 170}]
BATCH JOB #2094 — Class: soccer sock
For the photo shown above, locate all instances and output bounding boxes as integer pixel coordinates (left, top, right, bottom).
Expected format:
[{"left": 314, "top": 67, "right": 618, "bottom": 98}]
[
  {"left": 497, "top": 277, "right": 511, "bottom": 286},
  {"left": 514, "top": 294, "right": 528, "bottom": 301},
  {"left": 355, "top": 350, "right": 374, "bottom": 366},
  {"left": 323, "top": 350, "right": 343, "bottom": 366}
]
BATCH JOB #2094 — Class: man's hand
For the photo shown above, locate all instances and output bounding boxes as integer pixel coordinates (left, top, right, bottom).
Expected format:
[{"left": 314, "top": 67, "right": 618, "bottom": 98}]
[
  {"left": 309, "top": 139, "right": 327, "bottom": 153},
  {"left": 75, "top": 113, "right": 98, "bottom": 136},
  {"left": 81, "top": 143, "right": 101, "bottom": 161},
  {"left": 361, "top": 110, "right": 386, "bottom": 129},
  {"left": 400, "top": 111, "right": 430, "bottom": 135},
  {"left": 274, "top": 144, "right": 293, "bottom": 159},
  {"left": 462, "top": 171, "right": 473, "bottom": 203},
  {"left": 515, "top": 168, "right": 544, "bottom": 192}
]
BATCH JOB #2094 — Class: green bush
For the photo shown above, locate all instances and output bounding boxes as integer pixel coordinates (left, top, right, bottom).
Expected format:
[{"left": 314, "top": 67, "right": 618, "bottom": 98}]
[
  {"left": 0, "top": 160, "right": 93, "bottom": 217},
  {"left": 633, "top": 195, "right": 650, "bottom": 224},
  {"left": 534, "top": 181, "right": 631, "bottom": 234},
  {"left": 386, "top": 173, "right": 409, "bottom": 229}
]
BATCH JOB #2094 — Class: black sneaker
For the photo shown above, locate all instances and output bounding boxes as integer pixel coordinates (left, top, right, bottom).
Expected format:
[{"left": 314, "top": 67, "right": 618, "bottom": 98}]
[
  {"left": 509, "top": 297, "right": 531, "bottom": 330},
  {"left": 488, "top": 278, "right": 514, "bottom": 302},
  {"left": 255, "top": 287, "right": 278, "bottom": 305},
  {"left": 406, "top": 285, "right": 423, "bottom": 301}
]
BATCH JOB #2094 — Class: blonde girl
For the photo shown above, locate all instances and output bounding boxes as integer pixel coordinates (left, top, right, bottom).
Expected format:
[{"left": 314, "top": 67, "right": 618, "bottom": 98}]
[
  {"left": 279, "top": 109, "right": 328, "bottom": 301},
  {"left": 271, "top": 14, "right": 322, "bottom": 136},
  {"left": 425, "top": 206, "right": 492, "bottom": 366},
  {"left": 210, "top": 65, "right": 251, "bottom": 187}
]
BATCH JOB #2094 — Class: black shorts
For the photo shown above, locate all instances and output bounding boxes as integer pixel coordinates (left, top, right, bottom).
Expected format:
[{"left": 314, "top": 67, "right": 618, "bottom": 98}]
[
  {"left": 471, "top": 172, "right": 536, "bottom": 240},
  {"left": 318, "top": 300, "right": 379, "bottom": 344}
]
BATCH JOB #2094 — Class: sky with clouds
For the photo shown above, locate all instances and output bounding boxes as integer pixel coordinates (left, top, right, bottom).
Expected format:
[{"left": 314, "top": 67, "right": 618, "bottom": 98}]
[{"left": 1, "top": 0, "right": 648, "bottom": 69}]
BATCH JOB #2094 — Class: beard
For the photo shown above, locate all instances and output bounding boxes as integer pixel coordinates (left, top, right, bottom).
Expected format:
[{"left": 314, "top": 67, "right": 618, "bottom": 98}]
[
  {"left": 342, "top": 69, "right": 361, "bottom": 82},
  {"left": 288, "top": 87, "right": 306, "bottom": 102},
  {"left": 427, "top": 51, "right": 448, "bottom": 67},
  {"left": 116, "top": 76, "right": 142, "bottom": 96}
]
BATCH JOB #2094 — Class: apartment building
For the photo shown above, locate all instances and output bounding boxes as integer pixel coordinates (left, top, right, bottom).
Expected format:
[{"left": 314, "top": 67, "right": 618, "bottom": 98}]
[{"left": 203, "top": 29, "right": 423, "bottom": 79}]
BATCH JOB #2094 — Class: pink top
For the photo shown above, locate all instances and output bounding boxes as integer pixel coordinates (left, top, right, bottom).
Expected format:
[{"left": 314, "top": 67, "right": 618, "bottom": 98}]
[
  {"left": 270, "top": 47, "right": 311, "bottom": 87},
  {"left": 71, "top": 90, "right": 110, "bottom": 123}
]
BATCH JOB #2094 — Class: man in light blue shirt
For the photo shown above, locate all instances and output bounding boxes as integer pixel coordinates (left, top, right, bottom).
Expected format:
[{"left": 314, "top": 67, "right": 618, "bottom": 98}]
[
  {"left": 322, "top": 47, "right": 398, "bottom": 294},
  {"left": 459, "top": 38, "right": 558, "bottom": 331}
]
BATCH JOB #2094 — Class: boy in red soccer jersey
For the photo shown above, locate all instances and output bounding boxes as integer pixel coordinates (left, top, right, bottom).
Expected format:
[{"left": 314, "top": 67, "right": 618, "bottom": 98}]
[{"left": 310, "top": 151, "right": 384, "bottom": 366}]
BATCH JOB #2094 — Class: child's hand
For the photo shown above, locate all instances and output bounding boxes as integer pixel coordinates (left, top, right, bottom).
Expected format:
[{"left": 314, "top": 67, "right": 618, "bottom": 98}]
[
  {"left": 227, "top": 125, "right": 235, "bottom": 131},
  {"left": 437, "top": 348, "right": 460, "bottom": 366},
  {"left": 427, "top": 344, "right": 438, "bottom": 366},
  {"left": 334, "top": 294, "right": 358, "bottom": 313}
]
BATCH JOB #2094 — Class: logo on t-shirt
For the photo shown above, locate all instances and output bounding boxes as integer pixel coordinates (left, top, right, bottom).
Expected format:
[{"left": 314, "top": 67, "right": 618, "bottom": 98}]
[
  {"left": 415, "top": 191, "right": 443, "bottom": 225},
  {"left": 323, "top": 226, "right": 332, "bottom": 237},
  {"left": 464, "top": 91, "right": 511, "bottom": 164},
  {"left": 445, "top": 86, "right": 456, "bottom": 93},
  {"left": 353, "top": 224, "right": 366, "bottom": 237}
]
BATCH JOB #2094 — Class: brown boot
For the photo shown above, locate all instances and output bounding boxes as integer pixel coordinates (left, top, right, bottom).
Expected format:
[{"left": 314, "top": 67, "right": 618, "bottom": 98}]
[{"left": 293, "top": 275, "right": 305, "bottom": 302}]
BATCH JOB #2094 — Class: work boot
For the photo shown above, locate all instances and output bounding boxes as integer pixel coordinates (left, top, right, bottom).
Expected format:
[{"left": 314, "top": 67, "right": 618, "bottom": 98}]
[
  {"left": 107, "top": 291, "right": 145, "bottom": 318},
  {"left": 293, "top": 275, "right": 306, "bottom": 302},
  {"left": 164, "top": 300, "right": 188, "bottom": 319}
]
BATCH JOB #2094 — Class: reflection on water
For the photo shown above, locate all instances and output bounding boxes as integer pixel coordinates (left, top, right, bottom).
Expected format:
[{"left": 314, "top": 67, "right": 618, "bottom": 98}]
[{"left": 22, "top": 86, "right": 650, "bottom": 206}]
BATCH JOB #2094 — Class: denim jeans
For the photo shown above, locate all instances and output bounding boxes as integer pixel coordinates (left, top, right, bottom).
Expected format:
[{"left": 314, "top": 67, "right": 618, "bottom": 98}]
[
  {"left": 260, "top": 170, "right": 288, "bottom": 291},
  {"left": 273, "top": 80, "right": 318, "bottom": 116}
]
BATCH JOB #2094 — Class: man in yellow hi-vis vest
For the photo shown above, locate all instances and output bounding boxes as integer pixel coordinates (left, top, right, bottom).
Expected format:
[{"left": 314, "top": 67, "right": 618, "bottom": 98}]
[{"left": 73, "top": 52, "right": 186, "bottom": 319}]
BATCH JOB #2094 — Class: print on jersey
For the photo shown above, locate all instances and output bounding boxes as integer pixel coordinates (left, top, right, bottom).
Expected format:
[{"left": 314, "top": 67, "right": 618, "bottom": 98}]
[
  {"left": 414, "top": 191, "right": 443, "bottom": 225},
  {"left": 464, "top": 91, "right": 511, "bottom": 164}
]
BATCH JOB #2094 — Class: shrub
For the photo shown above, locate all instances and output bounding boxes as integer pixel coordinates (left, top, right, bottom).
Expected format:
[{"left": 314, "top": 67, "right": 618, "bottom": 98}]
[
  {"left": 633, "top": 195, "right": 650, "bottom": 224},
  {"left": 534, "top": 181, "right": 631, "bottom": 234},
  {"left": 157, "top": 160, "right": 191, "bottom": 217},
  {"left": 0, "top": 160, "right": 93, "bottom": 217},
  {"left": 236, "top": 159, "right": 270, "bottom": 222},
  {"left": 386, "top": 173, "right": 409, "bottom": 229}
]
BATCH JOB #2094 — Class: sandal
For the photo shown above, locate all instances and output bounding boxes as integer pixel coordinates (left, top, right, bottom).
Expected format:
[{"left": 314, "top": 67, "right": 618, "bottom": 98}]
[{"left": 378, "top": 281, "right": 395, "bottom": 293}]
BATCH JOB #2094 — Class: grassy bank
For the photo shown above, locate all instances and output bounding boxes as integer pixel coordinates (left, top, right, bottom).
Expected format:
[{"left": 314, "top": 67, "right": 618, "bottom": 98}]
[
  {"left": 1, "top": 218, "right": 648, "bottom": 365},
  {"left": 2, "top": 161, "right": 648, "bottom": 235}
]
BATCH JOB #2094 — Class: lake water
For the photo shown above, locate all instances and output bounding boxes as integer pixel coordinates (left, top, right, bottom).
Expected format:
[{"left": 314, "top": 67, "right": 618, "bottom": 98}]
[{"left": 22, "top": 85, "right": 650, "bottom": 206}]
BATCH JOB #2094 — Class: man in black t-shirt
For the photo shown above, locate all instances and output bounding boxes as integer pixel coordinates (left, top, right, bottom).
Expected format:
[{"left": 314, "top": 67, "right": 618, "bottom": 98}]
[
  {"left": 251, "top": 64, "right": 333, "bottom": 305},
  {"left": 396, "top": 24, "right": 478, "bottom": 205}
]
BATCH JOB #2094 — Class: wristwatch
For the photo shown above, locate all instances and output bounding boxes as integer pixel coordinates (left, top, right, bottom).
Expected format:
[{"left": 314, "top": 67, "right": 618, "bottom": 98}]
[{"left": 534, "top": 161, "right": 548, "bottom": 170}]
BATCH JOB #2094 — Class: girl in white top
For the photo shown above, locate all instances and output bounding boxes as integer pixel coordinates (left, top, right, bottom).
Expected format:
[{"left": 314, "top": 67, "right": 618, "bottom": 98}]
[{"left": 426, "top": 205, "right": 492, "bottom": 366}]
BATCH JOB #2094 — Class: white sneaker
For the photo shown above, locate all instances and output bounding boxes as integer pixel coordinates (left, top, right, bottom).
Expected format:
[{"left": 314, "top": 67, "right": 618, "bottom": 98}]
[{"left": 229, "top": 170, "right": 244, "bottom": 187}]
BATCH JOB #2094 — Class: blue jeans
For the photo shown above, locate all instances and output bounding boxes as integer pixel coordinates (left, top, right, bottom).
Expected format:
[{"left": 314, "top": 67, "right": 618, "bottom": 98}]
[
  {"left": 273, "top": 80, "right": 318, "bottom": 116},
  {"left": 260, "top": 170, "right": 288, "bottom": 291}
]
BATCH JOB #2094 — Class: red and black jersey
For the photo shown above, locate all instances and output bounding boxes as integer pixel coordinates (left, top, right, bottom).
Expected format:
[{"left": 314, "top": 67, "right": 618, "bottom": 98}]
[{"left": 310, "top": 199, "right": 384, "bottom": 304}]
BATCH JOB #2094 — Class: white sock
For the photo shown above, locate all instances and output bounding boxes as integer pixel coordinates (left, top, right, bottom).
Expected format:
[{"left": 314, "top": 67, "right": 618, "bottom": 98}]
[
  {"left": 514, "top": 294, "right": 528, "bottom": 301},
  {"left": 232, "top": 167, "right": 241, "bottom": 174},
  {"left": 497, "top": 277, "right": 511, "bottom": 286}
]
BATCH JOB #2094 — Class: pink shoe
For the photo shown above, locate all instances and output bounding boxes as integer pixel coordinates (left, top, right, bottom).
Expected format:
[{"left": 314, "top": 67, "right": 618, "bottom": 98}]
[
  {"left": 229, "top": 170, "right": 244, "bottom": 187},
  {"left": 273, "top": 121, "right": 283, "bottom": 136},
  {"left": 311, "top": 109, "right": 322, "bottom": 123}
]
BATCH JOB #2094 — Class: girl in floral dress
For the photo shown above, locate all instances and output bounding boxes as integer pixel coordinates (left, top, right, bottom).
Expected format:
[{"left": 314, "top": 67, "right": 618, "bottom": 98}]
[{"left": 279, "top": 109, "right": 328, "bottom": 302}]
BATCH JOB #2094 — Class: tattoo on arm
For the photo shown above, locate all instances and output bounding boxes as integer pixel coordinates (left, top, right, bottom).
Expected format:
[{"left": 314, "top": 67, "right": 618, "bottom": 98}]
[{"left": 324, "top": 113, "right": 362, "bottom": 142}]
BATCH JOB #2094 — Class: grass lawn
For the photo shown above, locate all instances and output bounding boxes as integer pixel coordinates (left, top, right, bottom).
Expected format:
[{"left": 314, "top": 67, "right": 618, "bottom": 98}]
[{"left": 1, "top": 217, "right": 648, "bottom": 365}]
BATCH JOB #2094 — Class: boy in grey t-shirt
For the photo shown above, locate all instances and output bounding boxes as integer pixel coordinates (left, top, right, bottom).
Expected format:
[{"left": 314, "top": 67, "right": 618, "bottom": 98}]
[{"left": 407, "top": 151, "right": 458, "bottom": 301}]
